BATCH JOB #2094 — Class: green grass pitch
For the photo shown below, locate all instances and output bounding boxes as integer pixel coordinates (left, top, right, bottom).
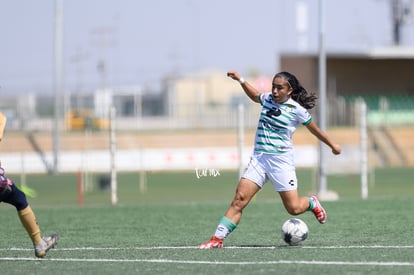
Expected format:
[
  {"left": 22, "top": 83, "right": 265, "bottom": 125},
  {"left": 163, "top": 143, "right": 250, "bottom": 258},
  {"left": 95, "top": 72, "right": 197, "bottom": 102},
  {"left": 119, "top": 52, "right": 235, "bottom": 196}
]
[{"left": 0, "top": 167, "right": 414, "bottom": 274}]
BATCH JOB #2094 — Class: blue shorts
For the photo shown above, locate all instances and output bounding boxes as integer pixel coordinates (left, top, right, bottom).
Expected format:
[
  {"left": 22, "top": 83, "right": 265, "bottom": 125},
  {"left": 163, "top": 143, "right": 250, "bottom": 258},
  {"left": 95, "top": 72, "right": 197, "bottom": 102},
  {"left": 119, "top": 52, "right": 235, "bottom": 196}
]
[
  {"left": 242, "top": 152, "right": 297, "bottom": 192},
  {"left": 0, "top": 183, "right": 29, "bottom": 211}
]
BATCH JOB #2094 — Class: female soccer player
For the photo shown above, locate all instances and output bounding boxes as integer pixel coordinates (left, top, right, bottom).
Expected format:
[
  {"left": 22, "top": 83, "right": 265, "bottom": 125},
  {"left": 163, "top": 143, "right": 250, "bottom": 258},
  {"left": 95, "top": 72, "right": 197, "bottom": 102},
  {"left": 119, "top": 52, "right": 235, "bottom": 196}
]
[
  {"left": 199, "top": 70, "right": 341, "bottom": 249},
  {"left": 0, "top": 113, "right": 58, "bottom": 258}
]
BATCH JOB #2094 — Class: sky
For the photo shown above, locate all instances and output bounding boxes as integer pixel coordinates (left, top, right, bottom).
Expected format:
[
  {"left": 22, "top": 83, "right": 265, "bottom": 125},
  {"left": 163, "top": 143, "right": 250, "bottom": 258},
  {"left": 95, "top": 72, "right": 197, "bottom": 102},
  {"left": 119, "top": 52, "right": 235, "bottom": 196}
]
[{"left": 1, "top": 0, "right": 414, "bottom": 95}]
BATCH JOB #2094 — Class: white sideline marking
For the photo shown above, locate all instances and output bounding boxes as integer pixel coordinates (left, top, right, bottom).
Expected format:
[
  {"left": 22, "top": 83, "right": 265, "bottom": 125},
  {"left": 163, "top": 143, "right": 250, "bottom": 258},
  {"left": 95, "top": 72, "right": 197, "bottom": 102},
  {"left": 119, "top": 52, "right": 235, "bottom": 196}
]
[
  {"left": 2, "top": 245, "right": 414, "bottom": 252},
  {"left": 0, "top": 257, "right": 413, "bottom": 267},
  {"left": 0, "top": 245, "right": 413, "bottom": 267}
]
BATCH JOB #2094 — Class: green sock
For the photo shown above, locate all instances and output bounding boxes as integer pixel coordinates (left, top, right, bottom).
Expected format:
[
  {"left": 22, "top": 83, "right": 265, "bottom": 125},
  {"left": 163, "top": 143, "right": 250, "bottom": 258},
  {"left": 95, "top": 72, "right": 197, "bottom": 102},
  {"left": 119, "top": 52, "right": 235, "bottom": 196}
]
[
  {"left": 307, "top": 197, "right": 315, "bottom": 211},
  {"left": 214, "top": 216, "right": 237, "bottom": 239},
  {"left": 219, "top": 216, "right": 237, "bottom": 232}
]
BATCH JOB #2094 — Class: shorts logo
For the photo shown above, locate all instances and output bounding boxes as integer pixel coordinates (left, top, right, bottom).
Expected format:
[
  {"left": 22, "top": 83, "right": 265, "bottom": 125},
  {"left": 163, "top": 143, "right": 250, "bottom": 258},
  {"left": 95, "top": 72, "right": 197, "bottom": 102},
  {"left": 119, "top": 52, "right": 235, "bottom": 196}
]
[{"left": 288, "top": 180, "right": 295, "bottom": 186}]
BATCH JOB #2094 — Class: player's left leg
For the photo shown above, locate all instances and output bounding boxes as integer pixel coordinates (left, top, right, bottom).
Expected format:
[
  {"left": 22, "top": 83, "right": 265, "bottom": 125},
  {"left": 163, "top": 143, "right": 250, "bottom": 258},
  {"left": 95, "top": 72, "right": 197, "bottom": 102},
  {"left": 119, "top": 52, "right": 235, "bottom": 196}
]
[
  {"left": 279, "top": 190, "right": 327, "bottom": 224},
  {"left": 267, "top": 155, "right": 327, "bottom": 224},
  {"left": 308, "top": 195, "right": 327, "bottom": 224},
  {"left": 279, "top": 190, "right": 311, "bottom": 215}
]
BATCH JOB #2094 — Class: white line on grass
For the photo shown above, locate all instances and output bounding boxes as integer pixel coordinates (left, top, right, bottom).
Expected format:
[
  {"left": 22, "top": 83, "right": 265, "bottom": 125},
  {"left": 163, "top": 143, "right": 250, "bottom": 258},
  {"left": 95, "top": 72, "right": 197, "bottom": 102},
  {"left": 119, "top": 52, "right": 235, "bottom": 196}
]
[{"left": 0, "top": 257, "right": 413, "bottom": 267}]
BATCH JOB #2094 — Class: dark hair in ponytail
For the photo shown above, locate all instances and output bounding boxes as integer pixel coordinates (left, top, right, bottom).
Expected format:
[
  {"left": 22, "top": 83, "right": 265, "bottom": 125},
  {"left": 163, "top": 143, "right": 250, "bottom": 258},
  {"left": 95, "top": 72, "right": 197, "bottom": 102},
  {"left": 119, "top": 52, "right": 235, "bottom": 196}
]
[{"left": 274, "top": 71, "right": 317, "bottom": 109}]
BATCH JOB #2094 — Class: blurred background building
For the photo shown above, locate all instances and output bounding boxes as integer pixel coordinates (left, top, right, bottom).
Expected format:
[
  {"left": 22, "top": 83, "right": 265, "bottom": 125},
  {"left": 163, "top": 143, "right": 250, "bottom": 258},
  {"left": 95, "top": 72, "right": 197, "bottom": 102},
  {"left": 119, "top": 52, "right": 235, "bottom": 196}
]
[{"left": 1, "top": 0, "right": 414, "bottom": 173}]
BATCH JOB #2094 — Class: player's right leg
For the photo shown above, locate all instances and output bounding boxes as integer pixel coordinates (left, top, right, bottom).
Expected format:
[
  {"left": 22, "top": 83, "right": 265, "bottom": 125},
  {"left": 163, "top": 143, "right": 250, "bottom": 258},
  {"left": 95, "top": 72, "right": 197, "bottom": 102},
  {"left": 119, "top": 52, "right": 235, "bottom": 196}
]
[
  {"left": 198, "top": 178, "right": 260, "bottom": 249},
  {"left": 198, "top": 235, "right": 224, "bottom": 249}
]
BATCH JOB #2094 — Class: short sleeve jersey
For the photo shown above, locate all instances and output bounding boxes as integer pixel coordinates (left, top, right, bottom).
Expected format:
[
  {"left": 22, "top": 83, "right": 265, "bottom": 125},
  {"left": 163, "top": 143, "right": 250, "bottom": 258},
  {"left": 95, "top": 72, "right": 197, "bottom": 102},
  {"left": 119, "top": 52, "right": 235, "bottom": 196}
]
[{"left": 254, "top": 92, "right": 312, "bottom": 154}]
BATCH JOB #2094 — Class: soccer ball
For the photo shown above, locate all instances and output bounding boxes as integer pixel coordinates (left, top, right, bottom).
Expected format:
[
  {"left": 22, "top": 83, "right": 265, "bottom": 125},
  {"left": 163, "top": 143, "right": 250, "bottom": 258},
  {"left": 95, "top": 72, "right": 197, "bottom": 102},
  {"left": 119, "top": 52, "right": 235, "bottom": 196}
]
[{"left": 281, "top": 218, "right": 309, "bottom": 246}]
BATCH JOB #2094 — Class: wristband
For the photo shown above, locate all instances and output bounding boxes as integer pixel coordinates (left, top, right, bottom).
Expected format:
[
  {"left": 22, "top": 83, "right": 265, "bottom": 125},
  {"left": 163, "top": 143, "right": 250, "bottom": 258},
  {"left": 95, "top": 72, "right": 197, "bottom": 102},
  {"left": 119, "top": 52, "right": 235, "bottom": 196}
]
[{"left": 239, "top": 77, "right": 245, "bottom": 84}]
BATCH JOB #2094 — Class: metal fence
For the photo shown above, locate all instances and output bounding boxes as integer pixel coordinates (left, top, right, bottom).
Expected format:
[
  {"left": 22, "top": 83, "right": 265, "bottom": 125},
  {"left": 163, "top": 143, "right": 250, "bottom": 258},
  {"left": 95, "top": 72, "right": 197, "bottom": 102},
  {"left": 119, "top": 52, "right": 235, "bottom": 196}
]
[{"left": 2, "top": 94, "right": 414, "bottom": 132}]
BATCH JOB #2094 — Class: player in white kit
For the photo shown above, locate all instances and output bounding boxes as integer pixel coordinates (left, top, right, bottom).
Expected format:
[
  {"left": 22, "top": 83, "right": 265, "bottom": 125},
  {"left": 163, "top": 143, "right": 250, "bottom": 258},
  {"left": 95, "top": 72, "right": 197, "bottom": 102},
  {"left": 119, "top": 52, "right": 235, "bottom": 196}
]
[{"left": 199, "top": 70, "right": 341, "bottom": 249}]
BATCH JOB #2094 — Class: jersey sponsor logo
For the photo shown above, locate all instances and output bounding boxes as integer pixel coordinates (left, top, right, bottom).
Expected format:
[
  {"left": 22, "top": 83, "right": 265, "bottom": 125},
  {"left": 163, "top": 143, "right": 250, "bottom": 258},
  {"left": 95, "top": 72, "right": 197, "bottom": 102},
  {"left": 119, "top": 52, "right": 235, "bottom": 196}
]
[{"left": 265, "top": 107, "right": 281, "bottom": 118}]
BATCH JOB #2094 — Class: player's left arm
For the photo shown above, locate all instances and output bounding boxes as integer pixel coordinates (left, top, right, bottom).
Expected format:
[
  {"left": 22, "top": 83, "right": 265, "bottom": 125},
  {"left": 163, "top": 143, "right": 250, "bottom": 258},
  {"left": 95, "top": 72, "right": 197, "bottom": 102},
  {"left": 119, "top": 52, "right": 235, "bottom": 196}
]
[{"left": 305, "top": 121, "right": 341, "bottom": 155}]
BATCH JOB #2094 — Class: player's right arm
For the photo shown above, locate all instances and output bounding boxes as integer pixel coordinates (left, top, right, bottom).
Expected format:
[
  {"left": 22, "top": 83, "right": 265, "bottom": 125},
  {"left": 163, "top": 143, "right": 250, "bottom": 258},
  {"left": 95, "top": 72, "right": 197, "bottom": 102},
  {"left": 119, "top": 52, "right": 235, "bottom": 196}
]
[
  {"left": 227, "top": 70, "right": 260, "bottom": 103},
  {"left": 0, "top": 111, "right": 6, "bottom": 142}
]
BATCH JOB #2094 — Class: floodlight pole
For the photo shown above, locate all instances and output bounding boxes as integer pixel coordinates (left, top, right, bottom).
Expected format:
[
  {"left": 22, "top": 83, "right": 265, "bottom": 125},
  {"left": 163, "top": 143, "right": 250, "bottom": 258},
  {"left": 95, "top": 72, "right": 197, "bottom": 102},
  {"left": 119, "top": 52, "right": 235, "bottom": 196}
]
[
  {"left": 110, "top": 106, "right": 118, "bottom": 205},
  {"left": 317, "top": 0, "right": 338, "bottom": 201},
  {"left": 360, "top": 100, "right": 368, "bottom": 199},
  {"left": 317, "top": 0, "right": 327, "bottom": 196},
  {"left": 53, "top": 0, "right": 63, "bottom": 174}
]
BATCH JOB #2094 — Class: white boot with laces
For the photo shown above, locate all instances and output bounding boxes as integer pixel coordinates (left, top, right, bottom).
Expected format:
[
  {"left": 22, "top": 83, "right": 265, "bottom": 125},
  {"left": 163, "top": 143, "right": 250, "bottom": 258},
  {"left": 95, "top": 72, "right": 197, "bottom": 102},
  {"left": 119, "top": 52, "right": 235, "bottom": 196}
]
[{"left": 34, "top": 234, "right": 59, "bottom": 258}]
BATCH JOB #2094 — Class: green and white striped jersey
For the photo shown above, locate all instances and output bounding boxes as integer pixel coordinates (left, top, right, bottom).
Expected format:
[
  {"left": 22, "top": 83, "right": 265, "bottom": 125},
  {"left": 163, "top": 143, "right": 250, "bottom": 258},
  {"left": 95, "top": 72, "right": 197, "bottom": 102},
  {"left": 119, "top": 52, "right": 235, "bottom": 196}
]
[{"left": 254, "top": 93, "right": 312, "bottom": 154}]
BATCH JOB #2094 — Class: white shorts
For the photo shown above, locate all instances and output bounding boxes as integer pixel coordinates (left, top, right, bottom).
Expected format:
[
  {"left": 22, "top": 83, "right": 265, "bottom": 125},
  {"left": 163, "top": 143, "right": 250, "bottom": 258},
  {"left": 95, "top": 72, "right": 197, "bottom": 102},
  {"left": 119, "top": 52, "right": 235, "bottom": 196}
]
[{"left": 242, "top": 152, "right": 297, "bottom": 192}]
